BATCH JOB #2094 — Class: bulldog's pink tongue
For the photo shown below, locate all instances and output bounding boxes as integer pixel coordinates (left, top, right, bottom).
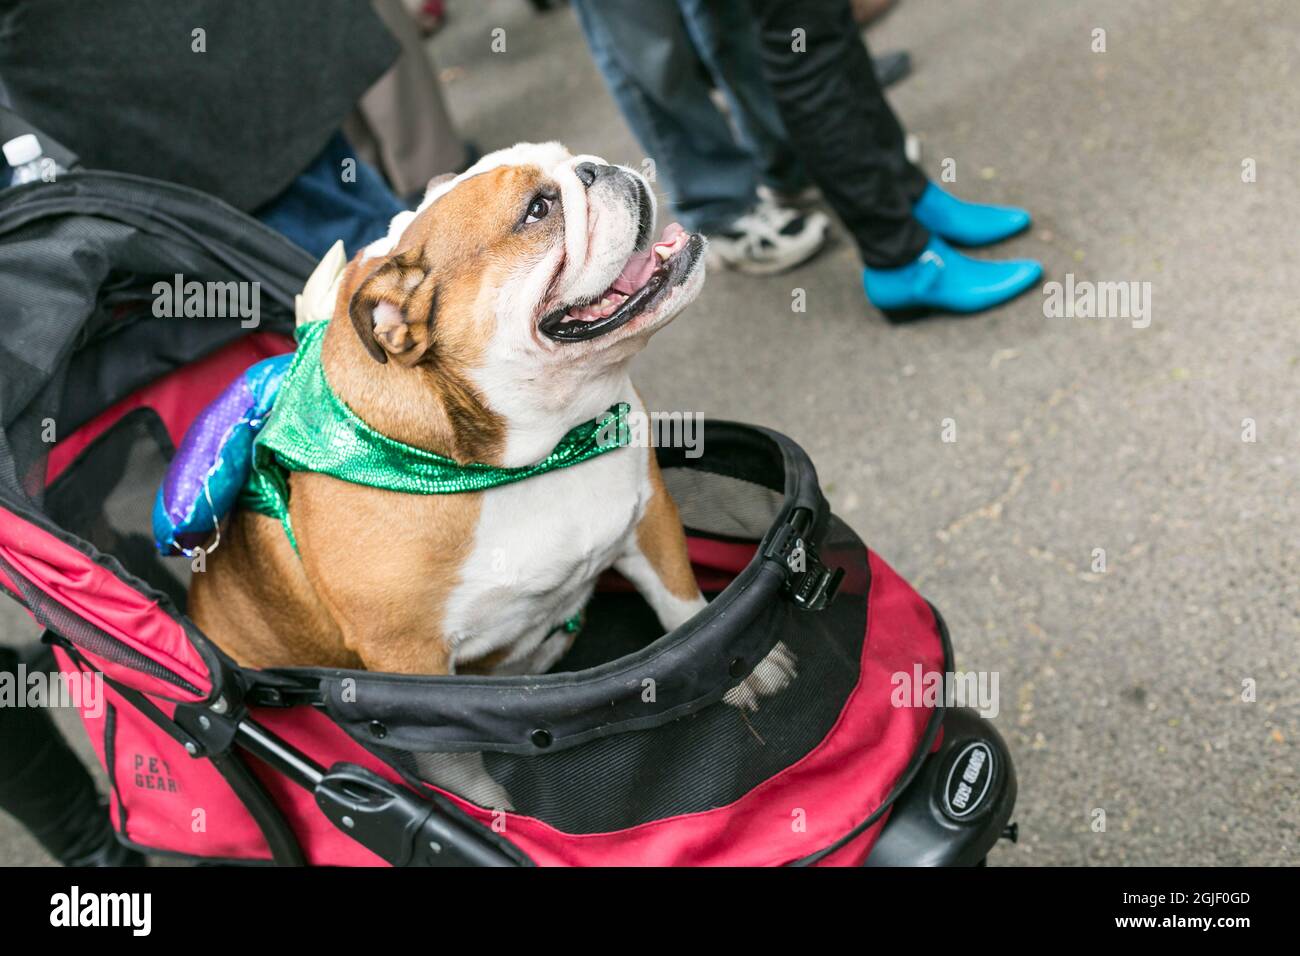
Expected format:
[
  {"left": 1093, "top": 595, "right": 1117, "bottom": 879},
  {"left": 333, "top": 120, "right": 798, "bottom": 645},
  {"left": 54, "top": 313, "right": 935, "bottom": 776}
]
[
  {"left": 610, "top": 222, "right": 687, "bottom": 295},
  {"left": 610, "top": 249, "right": 657, "bottom": 296}
]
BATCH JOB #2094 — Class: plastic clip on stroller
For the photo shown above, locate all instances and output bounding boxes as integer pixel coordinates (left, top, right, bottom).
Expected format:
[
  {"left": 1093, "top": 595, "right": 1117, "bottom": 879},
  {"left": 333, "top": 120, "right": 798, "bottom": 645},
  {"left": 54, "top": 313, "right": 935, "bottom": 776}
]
[
  {"left": 763, "top": 507, "right": 845, "bottom": 611},
  {"left": 0, "top": 134, "right": 1015, "bottom": 865}
]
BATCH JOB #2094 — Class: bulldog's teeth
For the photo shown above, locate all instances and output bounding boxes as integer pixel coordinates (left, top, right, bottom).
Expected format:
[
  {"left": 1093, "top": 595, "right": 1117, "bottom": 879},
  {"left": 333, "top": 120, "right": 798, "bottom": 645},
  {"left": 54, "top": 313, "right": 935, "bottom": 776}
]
[
  {"left": 556, "top": 290, "right": 633, "bottom": 328},
  {"left": 654, "top": 245, "right": 672, "bottom": 261}
]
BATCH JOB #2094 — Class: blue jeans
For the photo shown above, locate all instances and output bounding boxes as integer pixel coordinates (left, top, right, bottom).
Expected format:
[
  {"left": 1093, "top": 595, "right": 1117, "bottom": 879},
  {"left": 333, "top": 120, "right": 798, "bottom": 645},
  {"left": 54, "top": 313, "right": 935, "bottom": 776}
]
[
  {"left": 255, "top": 132, "right": 407, "bottom": 260},
  {"left": 572, "top": 0, "right": 807, "bottom": 232}
]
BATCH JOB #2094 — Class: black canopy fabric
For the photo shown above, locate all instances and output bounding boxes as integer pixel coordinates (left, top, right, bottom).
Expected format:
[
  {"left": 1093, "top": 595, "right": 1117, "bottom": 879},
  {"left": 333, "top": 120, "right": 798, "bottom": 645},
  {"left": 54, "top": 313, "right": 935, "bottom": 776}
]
[
  {"left": 0, "top": 0, "right": 398, "bottom": 211},
  {"left": 0, "top": 111, "right": 314, "bottom": 508}
]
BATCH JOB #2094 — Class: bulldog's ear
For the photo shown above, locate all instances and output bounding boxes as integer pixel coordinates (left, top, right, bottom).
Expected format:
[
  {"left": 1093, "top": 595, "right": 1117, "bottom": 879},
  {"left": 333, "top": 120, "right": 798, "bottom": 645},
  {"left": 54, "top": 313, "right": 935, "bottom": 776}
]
[{"left": 348, "top": 250, "right": 439, "bottom": 366}]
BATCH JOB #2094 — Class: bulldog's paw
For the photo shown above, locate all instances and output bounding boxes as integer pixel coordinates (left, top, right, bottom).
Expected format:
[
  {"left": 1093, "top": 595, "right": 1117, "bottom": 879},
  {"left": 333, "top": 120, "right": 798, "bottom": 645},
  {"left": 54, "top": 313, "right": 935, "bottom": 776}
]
[{"left": 723, "top": 640, "right": 798, "bottom": 713}]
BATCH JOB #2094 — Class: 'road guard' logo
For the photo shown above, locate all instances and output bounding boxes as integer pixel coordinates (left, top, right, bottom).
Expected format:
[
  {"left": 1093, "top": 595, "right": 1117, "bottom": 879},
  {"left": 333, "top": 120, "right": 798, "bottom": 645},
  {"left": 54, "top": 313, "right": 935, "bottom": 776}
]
[{"left": 941, "top": 742, "right": 993, "bottom": 819}]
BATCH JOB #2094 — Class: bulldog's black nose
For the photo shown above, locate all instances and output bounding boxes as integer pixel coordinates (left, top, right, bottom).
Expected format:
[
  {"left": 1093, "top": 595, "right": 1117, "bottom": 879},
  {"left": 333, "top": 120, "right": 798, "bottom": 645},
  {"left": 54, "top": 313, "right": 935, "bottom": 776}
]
[{"left": 574, "top": 161, "right": 615, "bottom": 188}]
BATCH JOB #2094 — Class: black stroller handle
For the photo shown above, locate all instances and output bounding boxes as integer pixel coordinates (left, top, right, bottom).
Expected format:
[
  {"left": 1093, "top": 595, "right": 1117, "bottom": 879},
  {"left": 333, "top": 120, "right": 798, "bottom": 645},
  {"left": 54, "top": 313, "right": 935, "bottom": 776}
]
[{"left": 233, "top": 721, "right": 522, "bottom": 867}]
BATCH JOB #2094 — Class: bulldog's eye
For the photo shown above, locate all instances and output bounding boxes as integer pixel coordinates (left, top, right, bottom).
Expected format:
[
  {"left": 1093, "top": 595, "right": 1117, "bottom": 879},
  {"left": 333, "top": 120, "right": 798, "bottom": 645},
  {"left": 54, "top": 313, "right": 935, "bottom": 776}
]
[{"left": 524, "top": 196, "right": 552, "bottom": 224}]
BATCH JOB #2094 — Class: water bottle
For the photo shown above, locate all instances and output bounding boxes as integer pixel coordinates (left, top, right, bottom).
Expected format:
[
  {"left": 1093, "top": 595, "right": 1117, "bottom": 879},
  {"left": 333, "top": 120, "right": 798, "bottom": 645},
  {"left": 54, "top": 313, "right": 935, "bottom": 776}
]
[{"left": 4, "top": 133, "right": 62, "bottom": 185}]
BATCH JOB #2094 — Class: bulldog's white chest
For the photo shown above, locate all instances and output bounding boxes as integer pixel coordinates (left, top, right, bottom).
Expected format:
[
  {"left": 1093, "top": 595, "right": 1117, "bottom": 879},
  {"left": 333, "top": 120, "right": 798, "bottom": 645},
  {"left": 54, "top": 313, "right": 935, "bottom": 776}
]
[{"left": 442, "top": 440, "right": 651, "bottom": 673}]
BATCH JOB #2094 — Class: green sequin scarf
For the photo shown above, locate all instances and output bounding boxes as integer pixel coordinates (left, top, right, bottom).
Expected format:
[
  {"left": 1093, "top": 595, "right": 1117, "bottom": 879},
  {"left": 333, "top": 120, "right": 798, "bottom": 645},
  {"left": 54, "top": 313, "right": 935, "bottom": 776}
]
[{"left": 241, "top": 320, "right": 630, "bottom": 551}]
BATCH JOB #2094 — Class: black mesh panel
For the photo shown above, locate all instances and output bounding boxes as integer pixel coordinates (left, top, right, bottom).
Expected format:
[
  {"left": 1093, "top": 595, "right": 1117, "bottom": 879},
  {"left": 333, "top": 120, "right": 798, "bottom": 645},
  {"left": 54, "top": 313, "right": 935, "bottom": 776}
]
[{"left": 45, "top": 408, "right": 189, "bottom": 607}]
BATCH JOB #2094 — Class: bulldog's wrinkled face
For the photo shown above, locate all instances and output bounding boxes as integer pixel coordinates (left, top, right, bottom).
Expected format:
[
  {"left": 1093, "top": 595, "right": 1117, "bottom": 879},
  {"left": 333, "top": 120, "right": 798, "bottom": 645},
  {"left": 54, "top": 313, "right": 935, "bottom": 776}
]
[{"left": 347, "top": 142, "right": 705, "bottom": 375}]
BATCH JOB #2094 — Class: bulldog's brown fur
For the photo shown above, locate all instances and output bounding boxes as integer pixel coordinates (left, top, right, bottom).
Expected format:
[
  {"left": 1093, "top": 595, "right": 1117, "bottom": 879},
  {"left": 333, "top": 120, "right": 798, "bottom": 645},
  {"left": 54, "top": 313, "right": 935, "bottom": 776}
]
[{"left": 189, "top": 151, "right": 704, "bottom": 676}]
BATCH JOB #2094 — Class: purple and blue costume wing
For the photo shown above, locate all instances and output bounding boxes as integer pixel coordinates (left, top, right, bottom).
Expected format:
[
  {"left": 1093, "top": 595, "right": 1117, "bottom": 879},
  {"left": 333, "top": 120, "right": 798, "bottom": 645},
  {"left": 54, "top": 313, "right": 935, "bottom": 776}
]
[{"left": 152, "top": 354, "right": 292, "bottom": 555}]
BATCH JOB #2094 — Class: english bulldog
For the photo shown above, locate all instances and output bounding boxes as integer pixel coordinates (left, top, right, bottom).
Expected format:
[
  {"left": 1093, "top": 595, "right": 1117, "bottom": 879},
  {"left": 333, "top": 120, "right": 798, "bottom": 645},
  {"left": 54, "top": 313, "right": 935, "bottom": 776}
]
[{"left": 190, "top": 142, "right": 793, "bottom": 700}]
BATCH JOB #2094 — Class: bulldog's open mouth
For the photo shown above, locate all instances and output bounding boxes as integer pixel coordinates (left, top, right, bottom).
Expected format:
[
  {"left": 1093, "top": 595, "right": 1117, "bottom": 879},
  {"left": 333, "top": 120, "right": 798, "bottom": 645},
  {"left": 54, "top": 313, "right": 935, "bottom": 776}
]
[{"left": 540, "top": 223, "right": 703, "bottom": 342}]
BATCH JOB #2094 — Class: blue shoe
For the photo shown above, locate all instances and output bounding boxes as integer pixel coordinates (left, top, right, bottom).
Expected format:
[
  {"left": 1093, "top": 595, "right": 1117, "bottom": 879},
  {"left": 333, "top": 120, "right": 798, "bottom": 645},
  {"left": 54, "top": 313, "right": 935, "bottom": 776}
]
[
  {"left": 913, "top": 182, "right": 1032, "bottom": 247},
  {"left": 863, "top": 237, "right": 1043, "bottom": 320}
]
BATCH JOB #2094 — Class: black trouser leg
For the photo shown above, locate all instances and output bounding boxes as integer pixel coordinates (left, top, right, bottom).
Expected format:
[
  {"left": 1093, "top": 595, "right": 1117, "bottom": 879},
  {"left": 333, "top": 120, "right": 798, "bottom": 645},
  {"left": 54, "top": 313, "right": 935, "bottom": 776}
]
[
  {"left": 0, "top": 645, "right": 137, "bottom": 864},
  {"left": 745, "top": 0, "right": 930, "bottom": 268}
]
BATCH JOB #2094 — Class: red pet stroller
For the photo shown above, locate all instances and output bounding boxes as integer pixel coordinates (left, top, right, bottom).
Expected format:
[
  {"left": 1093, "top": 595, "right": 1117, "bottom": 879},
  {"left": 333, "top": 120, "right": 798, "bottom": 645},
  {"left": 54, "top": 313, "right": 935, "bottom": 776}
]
[{"left": 0, "top": 120, "right": 1016, "bottom": 867}]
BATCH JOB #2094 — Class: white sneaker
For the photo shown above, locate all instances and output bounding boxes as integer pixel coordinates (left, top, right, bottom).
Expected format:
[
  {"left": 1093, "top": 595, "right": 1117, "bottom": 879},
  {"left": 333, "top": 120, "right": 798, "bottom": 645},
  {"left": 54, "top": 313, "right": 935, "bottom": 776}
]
[{"left": 706, "top": 200, "right": 829, "bottom": 276}]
